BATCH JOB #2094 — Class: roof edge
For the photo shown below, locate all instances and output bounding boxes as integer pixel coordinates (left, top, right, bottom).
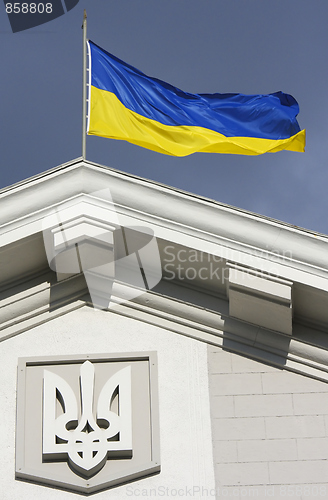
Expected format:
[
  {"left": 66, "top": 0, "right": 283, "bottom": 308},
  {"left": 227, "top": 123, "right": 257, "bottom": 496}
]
[{"left": 1, "top": 156, "right": 326, "bottom": 239}]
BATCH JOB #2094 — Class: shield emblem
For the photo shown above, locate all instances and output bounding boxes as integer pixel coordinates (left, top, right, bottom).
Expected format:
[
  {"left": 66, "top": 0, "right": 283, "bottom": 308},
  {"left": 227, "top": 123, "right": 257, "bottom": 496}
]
[{"left": 15, "top": 352, "right": 160, "bottom": 494}]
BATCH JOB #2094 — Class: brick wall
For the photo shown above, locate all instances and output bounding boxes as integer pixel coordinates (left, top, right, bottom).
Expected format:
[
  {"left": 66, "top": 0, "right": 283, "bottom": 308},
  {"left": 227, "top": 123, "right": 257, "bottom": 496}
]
[{"left": 208, "top": 346, "right": 328, "bottom": 500}]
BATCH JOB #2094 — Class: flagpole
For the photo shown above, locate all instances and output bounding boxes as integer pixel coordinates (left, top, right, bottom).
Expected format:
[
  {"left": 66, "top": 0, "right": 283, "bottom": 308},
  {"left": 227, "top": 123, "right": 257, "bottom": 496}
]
[{"left": 82, "top": 9, "right": 87, "bottom": 160}]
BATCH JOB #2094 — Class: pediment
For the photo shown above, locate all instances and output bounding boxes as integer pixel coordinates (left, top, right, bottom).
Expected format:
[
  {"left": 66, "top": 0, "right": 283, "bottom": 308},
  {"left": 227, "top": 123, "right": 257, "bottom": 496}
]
[{"left": 2, "top": 157, "right": 328, "bottom": 359}]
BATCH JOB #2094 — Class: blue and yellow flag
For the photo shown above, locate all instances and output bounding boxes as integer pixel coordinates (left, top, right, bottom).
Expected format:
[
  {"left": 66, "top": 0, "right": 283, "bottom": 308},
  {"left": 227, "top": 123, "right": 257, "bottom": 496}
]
[{"left": 87, "top": 41, "right": 305, "bottom": 156}]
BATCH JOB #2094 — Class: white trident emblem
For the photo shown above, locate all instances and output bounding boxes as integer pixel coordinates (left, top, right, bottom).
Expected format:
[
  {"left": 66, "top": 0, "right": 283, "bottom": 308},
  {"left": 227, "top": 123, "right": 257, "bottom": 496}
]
[{"left": 42, "top": 361, "right": 133, "bottom": 478}]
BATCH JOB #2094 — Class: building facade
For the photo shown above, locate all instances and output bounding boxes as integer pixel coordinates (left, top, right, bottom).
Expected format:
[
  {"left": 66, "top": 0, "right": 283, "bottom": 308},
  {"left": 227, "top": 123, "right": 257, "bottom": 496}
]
[{"left": 1, "top": 158, "right": 328, "bottom": 499}]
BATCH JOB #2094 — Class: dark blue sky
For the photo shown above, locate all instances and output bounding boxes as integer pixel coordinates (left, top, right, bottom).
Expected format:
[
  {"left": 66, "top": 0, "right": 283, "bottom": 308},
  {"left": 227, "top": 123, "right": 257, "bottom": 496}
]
[{"left": 1, "top": 1, "right": 328, "bottom": 234}]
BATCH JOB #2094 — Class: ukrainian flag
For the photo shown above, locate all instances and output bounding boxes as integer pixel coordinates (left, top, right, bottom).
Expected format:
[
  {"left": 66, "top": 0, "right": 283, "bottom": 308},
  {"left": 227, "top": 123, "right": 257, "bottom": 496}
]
[{"left": 87, "top": 41, "right": 305, "bottom": 156}]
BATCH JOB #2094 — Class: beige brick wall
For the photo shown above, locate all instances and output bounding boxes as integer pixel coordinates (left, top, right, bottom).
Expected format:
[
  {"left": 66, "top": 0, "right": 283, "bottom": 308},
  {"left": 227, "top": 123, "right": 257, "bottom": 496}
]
[{"left": 208, "top": 346, "right": 328, "bottom": 500}]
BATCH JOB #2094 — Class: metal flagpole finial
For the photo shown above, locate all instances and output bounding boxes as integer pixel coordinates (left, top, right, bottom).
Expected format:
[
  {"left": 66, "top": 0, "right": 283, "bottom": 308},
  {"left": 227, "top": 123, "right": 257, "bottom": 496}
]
[{"left": 82, "top": 10, "right": 87, "bottom": 160}]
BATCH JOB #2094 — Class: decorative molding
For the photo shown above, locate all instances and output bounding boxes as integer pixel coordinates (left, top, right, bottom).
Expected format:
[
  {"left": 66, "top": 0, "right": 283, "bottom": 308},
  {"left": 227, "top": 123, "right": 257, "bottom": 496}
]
[
  {"left": 2, "top": 159, "right": 328, "bottom": 285},
  {"left": 0, "top": 274, "right": 88, "bottom": 341},
  {"left": 2, "top": 272, "right": 328, "bottom": 384},
  {"left": 1, "top": 158, "right": 328, "bottom": 386},
  {"left": 227, "top": 263, "right": 293, "bottom": 335}
]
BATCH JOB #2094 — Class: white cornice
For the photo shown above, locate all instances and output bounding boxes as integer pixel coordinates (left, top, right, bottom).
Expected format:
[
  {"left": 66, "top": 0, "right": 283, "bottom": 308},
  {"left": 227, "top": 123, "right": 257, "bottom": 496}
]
[
  {"left": 1, "top": 158, "right": 328, "bottom": 281},
  {"left": 1, "top": 276, "right": 328, "bottom": 386},
  {"left": 2, "top": 157, "right": 328, "bottom": 336}
]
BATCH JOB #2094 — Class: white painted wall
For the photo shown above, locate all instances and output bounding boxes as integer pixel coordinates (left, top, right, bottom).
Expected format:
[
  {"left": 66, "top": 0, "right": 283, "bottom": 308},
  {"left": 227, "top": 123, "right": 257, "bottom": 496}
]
[
  {"left": 209, "top": 346, "right": 328, "bottom": 500},
  {"left": 0, "top": 307, "right": 215, "bottom": 499},
  {"left": 3, "top": 301, "right": 328, "bottom": 500}
]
